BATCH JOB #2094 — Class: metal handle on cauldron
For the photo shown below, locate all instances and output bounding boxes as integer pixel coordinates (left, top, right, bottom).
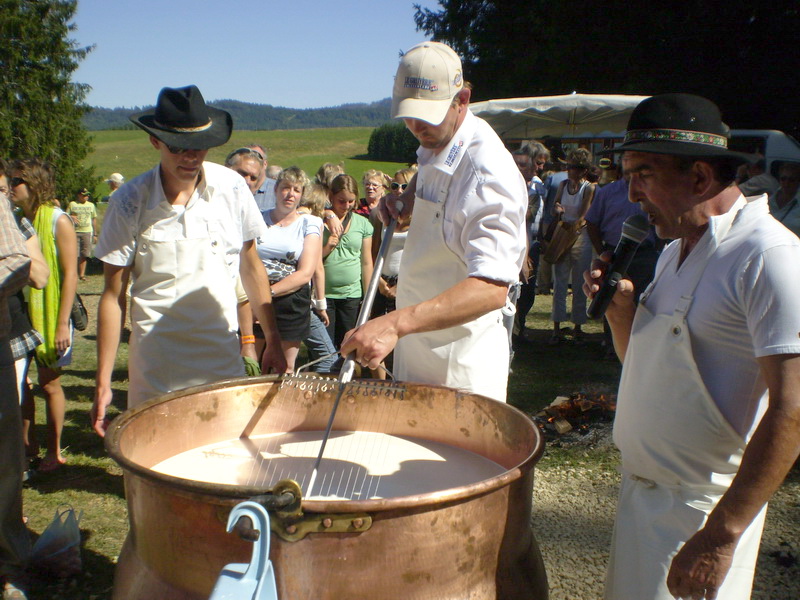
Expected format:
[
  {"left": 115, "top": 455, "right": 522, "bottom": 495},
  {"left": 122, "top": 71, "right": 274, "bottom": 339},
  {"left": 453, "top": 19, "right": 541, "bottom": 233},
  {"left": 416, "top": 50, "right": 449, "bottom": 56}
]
[
  {"left": 307, "top": 205, "right": 402, "bottom": 497},
  {"left": 232, "top": 515, "right": 260, "bottom": 542},
  {"left": 248, "top": 491, "right": 297, "bottom": 511}
]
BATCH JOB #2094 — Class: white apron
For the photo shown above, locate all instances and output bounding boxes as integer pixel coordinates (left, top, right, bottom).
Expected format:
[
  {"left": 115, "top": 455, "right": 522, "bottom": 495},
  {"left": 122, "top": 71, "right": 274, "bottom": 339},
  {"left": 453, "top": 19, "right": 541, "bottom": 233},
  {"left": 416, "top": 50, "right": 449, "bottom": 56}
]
[
  {"left": 394, "top": 177, "right": 509, "bottom": 402},
  {"left": 127, "top": 203, "right": 243, "bottom": 407},
  {"left": 605, "top": 203, "right": 766, "bottom": 599}
]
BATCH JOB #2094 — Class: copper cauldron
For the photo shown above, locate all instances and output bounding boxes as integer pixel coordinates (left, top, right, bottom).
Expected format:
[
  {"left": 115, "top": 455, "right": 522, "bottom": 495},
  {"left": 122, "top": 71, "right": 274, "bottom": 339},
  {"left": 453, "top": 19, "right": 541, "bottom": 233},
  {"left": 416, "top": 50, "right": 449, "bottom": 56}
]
[{"left": 106, "top": 376, "right": 548, "bottom": 599}]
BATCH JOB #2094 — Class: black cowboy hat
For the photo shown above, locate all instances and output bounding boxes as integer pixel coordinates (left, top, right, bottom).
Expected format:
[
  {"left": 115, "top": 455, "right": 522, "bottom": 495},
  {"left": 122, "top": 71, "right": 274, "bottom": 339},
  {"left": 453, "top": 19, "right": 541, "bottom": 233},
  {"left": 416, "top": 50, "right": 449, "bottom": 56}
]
[
  {"left": 129, "top": 85, "right": 232, "bottom": 150},
  {"left": 600, "top": 93, "right": 755, "bottom": 164}
]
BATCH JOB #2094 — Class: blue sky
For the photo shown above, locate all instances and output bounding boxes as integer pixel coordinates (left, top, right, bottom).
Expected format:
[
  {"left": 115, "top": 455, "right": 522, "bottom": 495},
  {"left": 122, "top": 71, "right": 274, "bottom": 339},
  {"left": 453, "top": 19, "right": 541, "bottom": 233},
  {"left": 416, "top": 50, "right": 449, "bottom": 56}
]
[{"left": 72, "top": 0, "right": 440, "bottom": 109}]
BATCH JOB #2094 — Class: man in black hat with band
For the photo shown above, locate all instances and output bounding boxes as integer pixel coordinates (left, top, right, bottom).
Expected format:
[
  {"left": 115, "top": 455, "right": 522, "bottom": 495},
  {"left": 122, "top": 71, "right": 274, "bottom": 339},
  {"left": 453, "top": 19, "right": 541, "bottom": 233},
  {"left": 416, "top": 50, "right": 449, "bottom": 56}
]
[
  {"left": 584, "top": 94, "right": 800, "bottom": 600},
  {"left": 91, "top": 85, "right": 286, "bottom": 434}
]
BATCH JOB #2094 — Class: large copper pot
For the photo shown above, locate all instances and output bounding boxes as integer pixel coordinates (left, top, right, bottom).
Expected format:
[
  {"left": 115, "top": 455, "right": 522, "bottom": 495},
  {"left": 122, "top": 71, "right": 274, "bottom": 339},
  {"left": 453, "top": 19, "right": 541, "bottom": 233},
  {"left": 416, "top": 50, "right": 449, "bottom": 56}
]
[{"left": 106, "top": 375, "right": 548, "bottom": 599}]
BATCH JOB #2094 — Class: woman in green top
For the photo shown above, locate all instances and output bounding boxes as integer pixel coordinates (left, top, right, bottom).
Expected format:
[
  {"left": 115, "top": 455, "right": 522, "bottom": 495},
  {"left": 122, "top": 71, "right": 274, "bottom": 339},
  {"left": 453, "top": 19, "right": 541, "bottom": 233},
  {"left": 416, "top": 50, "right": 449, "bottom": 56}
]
[{"left": 322, "top": 174, "right": 373, "bottom": 348}]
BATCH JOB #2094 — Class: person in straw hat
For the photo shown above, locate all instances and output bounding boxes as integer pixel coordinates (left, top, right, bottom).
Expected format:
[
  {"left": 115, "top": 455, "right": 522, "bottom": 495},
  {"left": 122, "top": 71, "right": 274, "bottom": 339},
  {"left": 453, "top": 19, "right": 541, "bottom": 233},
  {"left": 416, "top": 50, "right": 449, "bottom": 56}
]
[
  {"left": 584, "top": 93, "right": 800, "bottom": 600},
  {"left": 91, "top": 85, "right": 285, "bottom": 435},
  {"left": 341, "top": 41, "right": 528, "bottom": 405}
]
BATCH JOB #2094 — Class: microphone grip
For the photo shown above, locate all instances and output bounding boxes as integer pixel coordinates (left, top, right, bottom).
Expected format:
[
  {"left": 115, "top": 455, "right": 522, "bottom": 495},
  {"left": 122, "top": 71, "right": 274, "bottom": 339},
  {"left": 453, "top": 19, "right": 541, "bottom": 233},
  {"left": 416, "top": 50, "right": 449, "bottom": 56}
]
[{"left": 586, "top": 244, "right": 639, "bottom": 320}]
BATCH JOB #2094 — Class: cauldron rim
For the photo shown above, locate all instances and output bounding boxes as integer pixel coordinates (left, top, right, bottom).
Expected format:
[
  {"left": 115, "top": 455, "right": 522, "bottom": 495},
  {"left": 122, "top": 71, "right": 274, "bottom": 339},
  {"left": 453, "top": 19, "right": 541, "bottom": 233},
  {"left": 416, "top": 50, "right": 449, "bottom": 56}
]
[{"left": 105, "top": 376, "right": 545, "bottom": 512}]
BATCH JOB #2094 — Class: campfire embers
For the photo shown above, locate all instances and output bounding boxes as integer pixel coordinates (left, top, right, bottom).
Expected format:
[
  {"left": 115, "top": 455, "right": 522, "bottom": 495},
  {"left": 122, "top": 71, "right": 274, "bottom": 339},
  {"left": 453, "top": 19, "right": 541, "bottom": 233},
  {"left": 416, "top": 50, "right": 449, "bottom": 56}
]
[{"left": 532, "top": 392, "right": 617, "bottom": 437}]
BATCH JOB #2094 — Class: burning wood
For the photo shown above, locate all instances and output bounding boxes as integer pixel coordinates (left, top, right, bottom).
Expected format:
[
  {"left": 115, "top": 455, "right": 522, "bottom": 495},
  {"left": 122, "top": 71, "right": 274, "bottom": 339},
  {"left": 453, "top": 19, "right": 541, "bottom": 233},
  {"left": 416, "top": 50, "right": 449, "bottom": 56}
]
[{"left": 533, "top": 392, "right": 617, "bottom": 436}]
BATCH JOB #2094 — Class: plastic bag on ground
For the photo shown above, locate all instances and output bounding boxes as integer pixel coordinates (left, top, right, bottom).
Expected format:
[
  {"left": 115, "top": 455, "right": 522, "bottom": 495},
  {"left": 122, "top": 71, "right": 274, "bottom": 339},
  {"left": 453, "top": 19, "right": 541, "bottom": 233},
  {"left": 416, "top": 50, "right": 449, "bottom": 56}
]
[{"left": 30, "top": 504, "right": 83, "bottom": 578}]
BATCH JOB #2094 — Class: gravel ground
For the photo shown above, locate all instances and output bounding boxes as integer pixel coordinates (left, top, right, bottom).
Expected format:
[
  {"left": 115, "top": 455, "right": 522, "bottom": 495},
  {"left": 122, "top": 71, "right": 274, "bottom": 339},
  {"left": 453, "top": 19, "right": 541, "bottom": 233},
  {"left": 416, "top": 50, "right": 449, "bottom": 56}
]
[{"left": 531, "top": 426, "right": 800, "bottom": 600}]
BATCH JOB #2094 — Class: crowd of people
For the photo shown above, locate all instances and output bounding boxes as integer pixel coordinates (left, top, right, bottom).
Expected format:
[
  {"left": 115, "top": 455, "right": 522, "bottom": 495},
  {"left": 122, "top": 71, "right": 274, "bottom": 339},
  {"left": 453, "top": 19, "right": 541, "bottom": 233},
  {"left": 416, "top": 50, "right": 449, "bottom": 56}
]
[{"left": 2, "top": 40, "right": 800, "bottom": 600}]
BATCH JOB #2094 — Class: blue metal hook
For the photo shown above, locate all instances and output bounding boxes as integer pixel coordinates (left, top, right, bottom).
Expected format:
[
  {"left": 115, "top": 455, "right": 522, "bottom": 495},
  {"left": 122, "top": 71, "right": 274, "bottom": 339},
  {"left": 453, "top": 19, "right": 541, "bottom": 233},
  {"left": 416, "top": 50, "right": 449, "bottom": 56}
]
[{"left": 208, "top": 501, "right": 279, "bottom": 600}]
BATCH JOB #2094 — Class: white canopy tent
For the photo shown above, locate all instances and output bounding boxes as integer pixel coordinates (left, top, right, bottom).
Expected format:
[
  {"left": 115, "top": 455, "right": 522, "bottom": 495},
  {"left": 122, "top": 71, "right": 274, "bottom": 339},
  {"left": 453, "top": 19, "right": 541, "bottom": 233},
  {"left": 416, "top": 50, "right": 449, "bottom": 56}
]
[{"left": 468, "top": 93, "right": 650, "bottom": 140}]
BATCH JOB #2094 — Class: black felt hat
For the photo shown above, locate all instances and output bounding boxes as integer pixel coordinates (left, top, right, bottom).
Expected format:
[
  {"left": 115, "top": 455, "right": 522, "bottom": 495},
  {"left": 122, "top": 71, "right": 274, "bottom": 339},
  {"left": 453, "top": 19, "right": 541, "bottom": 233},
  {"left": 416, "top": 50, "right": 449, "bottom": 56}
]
[
  {"left": 129, "top": 85, "right": 232, "bottom": 150},
  {"left": 601, "top": 94, "right": 755, "bottom": 164}
]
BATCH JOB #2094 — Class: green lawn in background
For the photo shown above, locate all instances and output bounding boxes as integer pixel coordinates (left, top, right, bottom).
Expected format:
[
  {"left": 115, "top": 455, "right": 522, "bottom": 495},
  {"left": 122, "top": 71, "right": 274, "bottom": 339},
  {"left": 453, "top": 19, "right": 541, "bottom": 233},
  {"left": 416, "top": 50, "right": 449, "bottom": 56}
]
[{"left": 87, "top": 127, "right": 409, "bottom": 196}]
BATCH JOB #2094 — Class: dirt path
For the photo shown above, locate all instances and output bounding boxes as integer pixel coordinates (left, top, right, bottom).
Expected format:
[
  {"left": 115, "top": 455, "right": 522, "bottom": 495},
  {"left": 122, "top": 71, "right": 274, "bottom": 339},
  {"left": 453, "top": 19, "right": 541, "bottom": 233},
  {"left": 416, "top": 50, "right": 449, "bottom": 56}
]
[{"left": 533, "top": 459, "right": 800, "bottom": 599}]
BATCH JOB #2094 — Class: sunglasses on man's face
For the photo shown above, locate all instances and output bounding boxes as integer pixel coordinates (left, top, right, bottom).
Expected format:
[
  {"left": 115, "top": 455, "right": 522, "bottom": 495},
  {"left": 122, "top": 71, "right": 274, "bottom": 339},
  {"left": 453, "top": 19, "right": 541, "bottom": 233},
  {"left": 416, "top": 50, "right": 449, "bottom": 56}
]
[
  {"left": 165, "top": 144, "right": 192, "bottom": 155},
  {"left": 226, "top": 147, "right": 265, "bottom": 162},
  {"left": 10, "top": 177, "right": 26, "bottom": 188},
  {"left": 390, "top": 182, "right": 408, "bottom": 191}
]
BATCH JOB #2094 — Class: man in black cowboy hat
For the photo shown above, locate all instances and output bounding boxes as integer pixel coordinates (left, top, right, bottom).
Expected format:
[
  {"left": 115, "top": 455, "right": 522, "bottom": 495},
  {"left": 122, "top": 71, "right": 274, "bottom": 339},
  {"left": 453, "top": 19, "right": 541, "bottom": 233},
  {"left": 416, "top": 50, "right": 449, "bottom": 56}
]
[
  {"left": 91, "top": 85, "right": 286, "bottom": 434},
  {"left": 584, "top": 94, "right": 800, "bottom": 600}
]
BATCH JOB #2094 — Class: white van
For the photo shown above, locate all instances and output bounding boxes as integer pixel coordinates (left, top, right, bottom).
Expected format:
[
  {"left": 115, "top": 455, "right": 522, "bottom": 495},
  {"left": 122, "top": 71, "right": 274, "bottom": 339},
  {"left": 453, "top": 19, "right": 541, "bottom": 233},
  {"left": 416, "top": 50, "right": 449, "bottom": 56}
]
[
  {"left": 729, "top": 130, "right": 800, "bottom": 175},
  {"left": 506, "top": 129, "right": 800, "bottom": 176}
]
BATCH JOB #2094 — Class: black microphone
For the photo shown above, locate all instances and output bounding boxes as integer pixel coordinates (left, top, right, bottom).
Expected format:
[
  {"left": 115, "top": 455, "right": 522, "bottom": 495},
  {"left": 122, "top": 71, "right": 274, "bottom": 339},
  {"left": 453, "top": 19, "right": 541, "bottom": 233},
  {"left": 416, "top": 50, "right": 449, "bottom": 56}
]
[{"left": 586, "top": 213, "right": 650, "bottom": 320}]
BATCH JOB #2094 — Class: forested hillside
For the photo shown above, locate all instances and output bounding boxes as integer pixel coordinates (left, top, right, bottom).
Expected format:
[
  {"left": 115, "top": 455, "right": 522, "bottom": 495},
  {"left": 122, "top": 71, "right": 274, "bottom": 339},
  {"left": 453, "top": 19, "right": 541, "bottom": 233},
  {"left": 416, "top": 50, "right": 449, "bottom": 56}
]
[{"left": 84, "top": 98, "right": 393, "bottom": 130}]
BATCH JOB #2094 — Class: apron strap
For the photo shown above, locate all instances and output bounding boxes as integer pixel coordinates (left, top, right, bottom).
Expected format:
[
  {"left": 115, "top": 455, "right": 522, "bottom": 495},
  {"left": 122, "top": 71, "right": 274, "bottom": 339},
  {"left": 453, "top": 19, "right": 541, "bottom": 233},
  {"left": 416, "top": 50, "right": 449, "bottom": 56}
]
[{"left": 646, "top": 197, "right": 747, "bottom": 325}]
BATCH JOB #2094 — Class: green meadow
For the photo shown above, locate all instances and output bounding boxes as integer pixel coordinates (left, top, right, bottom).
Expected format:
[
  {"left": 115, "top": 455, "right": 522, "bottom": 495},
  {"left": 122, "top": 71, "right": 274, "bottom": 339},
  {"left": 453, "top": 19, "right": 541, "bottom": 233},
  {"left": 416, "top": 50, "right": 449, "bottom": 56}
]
[{"left": 86, "top": 127, "right": 409, "bottom": 194}]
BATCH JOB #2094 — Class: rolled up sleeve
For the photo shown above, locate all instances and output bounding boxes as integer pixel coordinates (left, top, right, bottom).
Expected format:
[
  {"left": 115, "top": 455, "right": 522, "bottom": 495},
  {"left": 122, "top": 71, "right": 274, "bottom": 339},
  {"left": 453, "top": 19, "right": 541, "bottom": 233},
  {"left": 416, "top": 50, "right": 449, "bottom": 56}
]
[{"left": 459, "top": 178, "right": 526, "bottom": 284}]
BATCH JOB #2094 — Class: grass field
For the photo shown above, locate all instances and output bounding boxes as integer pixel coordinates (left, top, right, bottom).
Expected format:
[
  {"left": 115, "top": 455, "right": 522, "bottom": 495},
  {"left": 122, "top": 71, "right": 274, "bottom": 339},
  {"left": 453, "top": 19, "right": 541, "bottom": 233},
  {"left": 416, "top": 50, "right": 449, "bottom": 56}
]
[{"left": 86, "top": 127, "right": 409, "bottom": 196}]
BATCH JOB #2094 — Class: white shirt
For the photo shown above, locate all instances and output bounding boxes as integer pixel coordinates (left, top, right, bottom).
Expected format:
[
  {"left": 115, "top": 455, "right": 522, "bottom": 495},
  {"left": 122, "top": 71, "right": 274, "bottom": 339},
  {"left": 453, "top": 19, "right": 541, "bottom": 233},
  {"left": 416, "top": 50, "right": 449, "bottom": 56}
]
[
  {"left": 559, "top": 180, "right": 589, "bottom": 223},
  {"left": 527, "top": 176, "right": 545, "bottom": 245},
  {"left": 96, "top": 161, "right": 267, "bottom": 279},
  {"left": 414, "top": 110, "right": 527, "bottom": 284},
  {"left": 642, "top": 195, "right": 800, "bottom": 437},
  {"left": 382, "top": 228, "right": 408, "bottom": 277},
  {"left": 256, "top": 211, "right": 322, "bottom": 283}
]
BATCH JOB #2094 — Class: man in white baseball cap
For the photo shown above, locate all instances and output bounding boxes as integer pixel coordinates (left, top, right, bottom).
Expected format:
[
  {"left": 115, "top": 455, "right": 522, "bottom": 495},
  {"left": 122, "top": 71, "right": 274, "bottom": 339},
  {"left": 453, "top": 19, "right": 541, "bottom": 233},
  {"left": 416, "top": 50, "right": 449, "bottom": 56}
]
[
  {"left": 102, "top": 172, "right": 124, "bottom": 202},
  {"left": 342, "top": 41, "right": 528, "bottom": 403}
]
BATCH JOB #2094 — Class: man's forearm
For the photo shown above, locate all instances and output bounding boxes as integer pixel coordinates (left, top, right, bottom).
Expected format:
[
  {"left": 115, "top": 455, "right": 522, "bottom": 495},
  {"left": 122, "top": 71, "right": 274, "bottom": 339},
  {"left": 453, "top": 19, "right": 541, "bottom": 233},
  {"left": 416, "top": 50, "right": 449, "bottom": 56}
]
[
  {"left": 392, "top": 276, "right": 508, "bottom": 338},
  {"left": 0, "top": 204, "right": 30, "bottom": 294},
  {"left": 341, "top": 275, "right": 509, "bottom": 368},
  {"left": 0, "top": 256, "right": 30, "bottom": 295},
  {"left": 96, "top": 288, "right": 124, "bottom": 389},
  {"left": 703, "top": 355, "right": 800, "bottom": 541},
  {"left": 606, "top": 302, "right": 635, "bottom": 361},
  {"left": 239, "top": 243, "right": 280, "bottom": 342}
]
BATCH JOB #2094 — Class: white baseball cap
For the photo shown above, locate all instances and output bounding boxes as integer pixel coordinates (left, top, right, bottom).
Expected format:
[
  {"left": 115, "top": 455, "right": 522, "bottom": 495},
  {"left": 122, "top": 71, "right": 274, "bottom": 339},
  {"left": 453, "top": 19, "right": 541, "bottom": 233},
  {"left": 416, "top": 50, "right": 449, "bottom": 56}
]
[
  {"left": 106, "top": 172, "right": 124, "bottom": 184},
  {"left": 392, "top": 41, "right": 464, "bottom": 126}
]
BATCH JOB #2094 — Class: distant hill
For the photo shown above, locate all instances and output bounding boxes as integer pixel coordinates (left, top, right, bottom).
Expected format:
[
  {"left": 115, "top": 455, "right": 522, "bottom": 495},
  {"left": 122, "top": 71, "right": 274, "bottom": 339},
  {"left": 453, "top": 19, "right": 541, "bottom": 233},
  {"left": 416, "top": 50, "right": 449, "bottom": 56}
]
[{"left": 83, "top": 98, "right": 393, "bottom": 131}]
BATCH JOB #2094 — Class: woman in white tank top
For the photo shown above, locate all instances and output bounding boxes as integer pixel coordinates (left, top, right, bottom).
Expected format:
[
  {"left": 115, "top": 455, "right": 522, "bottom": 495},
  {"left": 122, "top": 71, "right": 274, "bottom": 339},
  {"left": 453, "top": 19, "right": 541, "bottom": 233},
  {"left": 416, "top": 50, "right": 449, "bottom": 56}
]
[{"left": 549, "top": 149, "right": 596, "bottom": 345}]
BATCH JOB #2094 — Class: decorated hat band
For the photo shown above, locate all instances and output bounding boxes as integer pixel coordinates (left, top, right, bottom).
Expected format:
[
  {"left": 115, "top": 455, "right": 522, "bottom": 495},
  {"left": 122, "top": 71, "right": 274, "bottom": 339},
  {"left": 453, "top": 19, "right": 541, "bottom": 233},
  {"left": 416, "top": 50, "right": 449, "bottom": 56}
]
[
  {"left": 624, "top": 128, "right": 728, "bottom": 148},
  {"left": 152, "top": 119, "right": 213, "bottom": 133}
]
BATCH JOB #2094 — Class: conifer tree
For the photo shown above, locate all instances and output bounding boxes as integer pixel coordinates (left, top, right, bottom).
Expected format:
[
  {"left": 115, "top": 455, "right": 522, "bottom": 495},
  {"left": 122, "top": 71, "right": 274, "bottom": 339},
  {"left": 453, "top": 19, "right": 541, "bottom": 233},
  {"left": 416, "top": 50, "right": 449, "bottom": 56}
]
[{"left": 0, "top": 0, "right": 96, "bottom": 199}]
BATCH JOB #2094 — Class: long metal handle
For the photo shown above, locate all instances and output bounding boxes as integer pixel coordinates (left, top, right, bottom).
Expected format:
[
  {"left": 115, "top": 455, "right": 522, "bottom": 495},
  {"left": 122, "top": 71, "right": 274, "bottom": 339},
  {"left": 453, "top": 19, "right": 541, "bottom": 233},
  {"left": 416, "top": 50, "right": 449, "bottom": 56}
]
[{"left": 307, "top": 215, "right": 399, "bottom": 496}]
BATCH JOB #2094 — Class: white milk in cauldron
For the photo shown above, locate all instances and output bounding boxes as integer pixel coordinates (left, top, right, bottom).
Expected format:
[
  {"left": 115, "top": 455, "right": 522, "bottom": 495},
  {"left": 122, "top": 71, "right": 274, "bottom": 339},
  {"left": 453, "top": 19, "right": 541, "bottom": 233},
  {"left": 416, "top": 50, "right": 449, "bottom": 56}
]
[{"left": 152, "top": 431, "right": 505, "bottom": 500}]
